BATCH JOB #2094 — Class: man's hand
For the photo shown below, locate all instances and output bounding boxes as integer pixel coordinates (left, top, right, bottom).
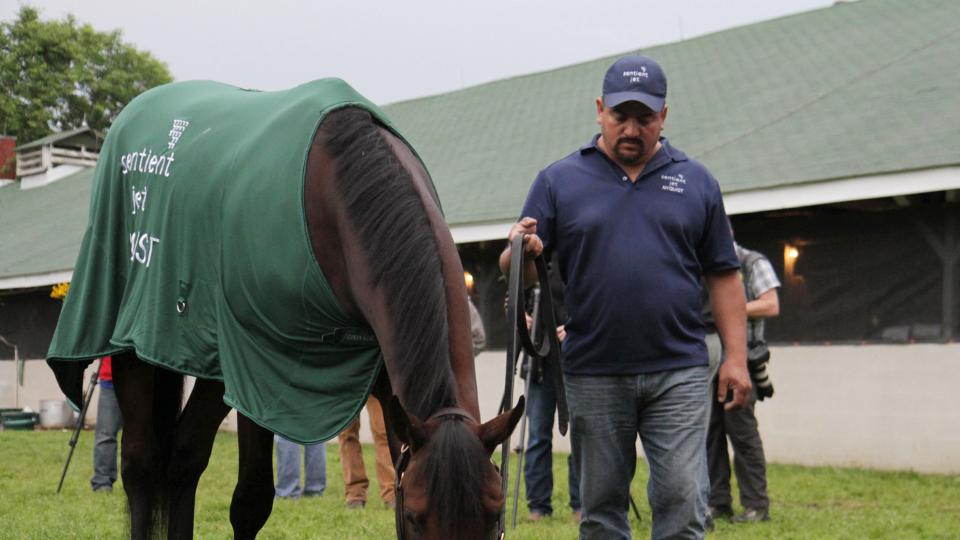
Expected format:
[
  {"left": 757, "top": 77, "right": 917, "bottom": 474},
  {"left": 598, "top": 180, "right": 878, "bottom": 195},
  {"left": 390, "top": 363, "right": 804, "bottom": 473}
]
[
  {"left": 499, "top": 217, "right": 544, "bottom": 281},
  {"left": 507, "top": 217, "right": 543, "bottom": 258},
  {"left": 717, "top": 357, "right": 752, "bottom": 410}
]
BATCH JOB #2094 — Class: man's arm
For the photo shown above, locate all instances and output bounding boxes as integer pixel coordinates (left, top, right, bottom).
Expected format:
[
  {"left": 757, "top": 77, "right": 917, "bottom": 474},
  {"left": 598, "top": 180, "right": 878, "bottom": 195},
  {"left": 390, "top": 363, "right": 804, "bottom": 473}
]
[
  {"left": 705, "top": 269, "right": 752, "bottom": 410},
  {"left": 498, "top": 217, "right": 543, "bottom": 284},
  {"left": 747, "top": 288, "right": 779, "bottom": 320}
]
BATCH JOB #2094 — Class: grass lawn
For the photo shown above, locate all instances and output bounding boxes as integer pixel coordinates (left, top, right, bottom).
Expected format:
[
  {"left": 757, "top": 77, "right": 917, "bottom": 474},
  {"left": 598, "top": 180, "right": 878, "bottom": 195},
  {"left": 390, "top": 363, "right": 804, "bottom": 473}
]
[{"left": 1, "top": 430, "right": 958, "bottom": 539}]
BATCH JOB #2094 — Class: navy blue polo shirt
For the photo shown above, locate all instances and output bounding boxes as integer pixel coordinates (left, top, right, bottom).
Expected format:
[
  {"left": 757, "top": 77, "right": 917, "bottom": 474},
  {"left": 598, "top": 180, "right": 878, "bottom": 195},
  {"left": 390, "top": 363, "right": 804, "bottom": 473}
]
[{"left": 520, "top": 136, "right": 738, "bottom": 375}]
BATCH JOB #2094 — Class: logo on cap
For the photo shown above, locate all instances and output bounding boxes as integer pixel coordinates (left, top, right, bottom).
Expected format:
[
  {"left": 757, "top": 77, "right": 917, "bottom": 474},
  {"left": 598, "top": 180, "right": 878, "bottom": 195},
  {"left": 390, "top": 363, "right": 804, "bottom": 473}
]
[{"left": 624, "top": 66, "right": 649, "bottom": 83}]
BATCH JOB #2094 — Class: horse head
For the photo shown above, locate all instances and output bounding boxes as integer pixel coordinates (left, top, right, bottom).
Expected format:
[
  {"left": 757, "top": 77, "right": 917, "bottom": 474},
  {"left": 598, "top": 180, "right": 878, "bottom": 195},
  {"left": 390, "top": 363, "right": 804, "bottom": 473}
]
[{"left": 388, "top": 396, "right": 525, "bottom": 540}]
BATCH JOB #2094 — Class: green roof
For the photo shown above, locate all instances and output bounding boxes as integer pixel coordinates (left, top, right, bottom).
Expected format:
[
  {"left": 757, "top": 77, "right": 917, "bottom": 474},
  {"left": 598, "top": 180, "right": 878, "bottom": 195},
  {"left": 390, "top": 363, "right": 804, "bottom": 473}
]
[
  {"left": 383, "top": 0, "right": 960, "bottom": 224},
  {"left": 0, "top": 169, "right": 93, "bottom": 283},
  {"left": 15, "top": 127, "right": 101, "bottom": 152},
  {"left": 3, "top": 0, "right": 958, "bottom": 286}
]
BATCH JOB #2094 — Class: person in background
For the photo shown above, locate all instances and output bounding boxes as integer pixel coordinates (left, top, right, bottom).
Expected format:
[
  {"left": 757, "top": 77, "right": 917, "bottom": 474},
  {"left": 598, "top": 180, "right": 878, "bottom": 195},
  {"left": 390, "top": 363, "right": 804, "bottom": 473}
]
[
  {"left": 468, "top": 296, "right": 486, "bottom": 357},
  {"left": 274, "top": 437, "right": 326, "bottom": 499},
  {"left": 706, "top": 240, "right": 780, "bottom": 525},
  {"left": 500, "top": 54, "right": 751, "bottom": 539},
  {"left": 337, "top": 396, "right": 395, "bottom": 509},
  {"left": 91, "top": 356, "right": 122, "bottom": 493}
]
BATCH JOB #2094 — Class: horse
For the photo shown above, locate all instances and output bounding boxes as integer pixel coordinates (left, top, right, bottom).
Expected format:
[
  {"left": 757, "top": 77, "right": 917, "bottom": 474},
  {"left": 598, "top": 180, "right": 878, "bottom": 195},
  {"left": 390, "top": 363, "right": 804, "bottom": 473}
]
[{"left": 46, "top": 79, "right": 523, "bottom": 539}]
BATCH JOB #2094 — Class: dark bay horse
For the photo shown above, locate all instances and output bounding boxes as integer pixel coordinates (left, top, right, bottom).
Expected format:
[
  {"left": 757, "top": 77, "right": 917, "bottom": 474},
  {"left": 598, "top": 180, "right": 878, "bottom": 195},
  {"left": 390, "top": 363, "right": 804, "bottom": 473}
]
[{"left": 47, "top": 80, "right": 522, "bottom": 539}]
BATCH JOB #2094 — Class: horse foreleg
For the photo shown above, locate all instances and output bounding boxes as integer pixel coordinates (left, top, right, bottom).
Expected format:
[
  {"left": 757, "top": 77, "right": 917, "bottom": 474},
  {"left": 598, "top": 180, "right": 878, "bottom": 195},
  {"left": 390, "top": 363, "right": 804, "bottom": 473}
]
[
  {"left": 165, "top": 379, "right": 231, "bottom": 539},
  {"left": 112, "top": 352, "right": 160, "bottom": 540},
  {"left": 230, "top": 414, "right": 275, "bottom": 540}
]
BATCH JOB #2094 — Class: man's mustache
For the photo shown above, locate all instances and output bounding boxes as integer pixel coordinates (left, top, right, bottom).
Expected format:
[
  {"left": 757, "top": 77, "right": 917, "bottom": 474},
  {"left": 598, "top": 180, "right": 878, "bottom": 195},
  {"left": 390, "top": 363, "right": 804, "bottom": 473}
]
[{"left": 616, "top": 138, "right": 644, "bottom": 148}]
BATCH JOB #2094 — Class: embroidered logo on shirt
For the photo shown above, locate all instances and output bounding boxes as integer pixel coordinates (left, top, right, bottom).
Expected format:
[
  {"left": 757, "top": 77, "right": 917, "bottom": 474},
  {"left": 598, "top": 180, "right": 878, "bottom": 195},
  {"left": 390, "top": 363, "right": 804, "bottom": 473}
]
[{"left": 660, "top": 173, "right": 686, "bottom": 194}]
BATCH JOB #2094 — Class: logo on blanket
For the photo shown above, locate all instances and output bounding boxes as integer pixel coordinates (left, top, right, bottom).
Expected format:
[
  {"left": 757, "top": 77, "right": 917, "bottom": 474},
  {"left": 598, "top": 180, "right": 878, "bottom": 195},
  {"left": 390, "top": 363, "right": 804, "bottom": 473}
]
[
  {"left": 119, "top": 119, "right": 190, "bottom": 178},
  {"left": 120, "top": 119, "right": 190, "bottom": 269}
]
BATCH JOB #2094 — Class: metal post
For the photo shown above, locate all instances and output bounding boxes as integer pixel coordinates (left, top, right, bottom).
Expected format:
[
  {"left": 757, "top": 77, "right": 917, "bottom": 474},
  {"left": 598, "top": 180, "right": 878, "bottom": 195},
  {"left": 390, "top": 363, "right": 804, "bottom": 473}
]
[{"left": 56, "top": 361, "right": 100, "bottom": 494}]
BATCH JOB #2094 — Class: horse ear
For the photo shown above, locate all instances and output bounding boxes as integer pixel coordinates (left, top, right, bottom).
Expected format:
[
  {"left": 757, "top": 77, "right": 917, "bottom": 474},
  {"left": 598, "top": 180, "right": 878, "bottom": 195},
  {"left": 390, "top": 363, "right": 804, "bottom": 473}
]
[
  {"left": 477, "top": 395, "right": 525, "bottom": 455},
  {"left": 387, "top": 395, "right": 427, "bottom": 450}
]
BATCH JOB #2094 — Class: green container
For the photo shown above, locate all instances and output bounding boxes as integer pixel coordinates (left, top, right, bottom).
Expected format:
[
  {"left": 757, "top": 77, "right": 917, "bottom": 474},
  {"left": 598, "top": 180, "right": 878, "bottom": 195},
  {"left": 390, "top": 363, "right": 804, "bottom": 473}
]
[{"left": 1, "top": 410, "right": 38, "bottom": 430}]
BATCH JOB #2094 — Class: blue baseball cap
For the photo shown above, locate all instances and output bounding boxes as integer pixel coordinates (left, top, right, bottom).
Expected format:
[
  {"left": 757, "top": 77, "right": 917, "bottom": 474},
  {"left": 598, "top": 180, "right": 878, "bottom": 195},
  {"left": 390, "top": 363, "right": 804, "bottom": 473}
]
[{"left": 602, "top": 55, "right": 667, "bottom": 112}]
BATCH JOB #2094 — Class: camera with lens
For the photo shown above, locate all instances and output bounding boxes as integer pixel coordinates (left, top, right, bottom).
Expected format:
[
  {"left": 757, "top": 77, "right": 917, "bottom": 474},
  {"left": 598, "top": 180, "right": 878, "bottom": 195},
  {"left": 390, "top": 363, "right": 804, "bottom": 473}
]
[{"left": 747, "top": 340, "right": 774, "bottom": 401}]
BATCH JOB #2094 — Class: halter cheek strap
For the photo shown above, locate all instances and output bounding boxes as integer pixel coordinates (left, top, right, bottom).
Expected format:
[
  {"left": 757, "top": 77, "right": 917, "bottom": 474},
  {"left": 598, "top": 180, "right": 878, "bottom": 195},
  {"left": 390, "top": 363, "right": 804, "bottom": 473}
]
[{"left": 395, "top": 444, "right": 412, "bottom": 540}]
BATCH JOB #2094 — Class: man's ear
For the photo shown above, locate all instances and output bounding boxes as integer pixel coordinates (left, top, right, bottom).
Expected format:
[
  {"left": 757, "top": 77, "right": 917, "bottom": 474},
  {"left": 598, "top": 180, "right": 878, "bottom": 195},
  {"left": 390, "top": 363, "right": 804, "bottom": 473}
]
[
  {"left": 477, "top": 396, "right": 525, "bottom": 455},
  {"left": 387, "top": 395, "right": 427, "bottom": 450}
]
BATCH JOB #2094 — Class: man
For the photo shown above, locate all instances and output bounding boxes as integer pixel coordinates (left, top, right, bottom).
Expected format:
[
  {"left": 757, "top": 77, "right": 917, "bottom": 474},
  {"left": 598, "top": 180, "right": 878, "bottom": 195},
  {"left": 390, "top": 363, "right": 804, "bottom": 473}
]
[
  {"left": 706, "top": 241, "right": 780, "bottom": 525},
  {"left": 500, "top": 54, "right": 751, "bottom": 539}
]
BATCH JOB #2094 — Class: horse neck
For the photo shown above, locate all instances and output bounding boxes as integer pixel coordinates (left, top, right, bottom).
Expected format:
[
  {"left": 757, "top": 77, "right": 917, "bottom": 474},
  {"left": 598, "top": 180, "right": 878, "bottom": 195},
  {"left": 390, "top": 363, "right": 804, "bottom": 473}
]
[
  {"left": 383, "top": 132, "right": 479, "bottom": 421},
  {"left": 326, "top": 124, "right": 480, "bottom": 422}
]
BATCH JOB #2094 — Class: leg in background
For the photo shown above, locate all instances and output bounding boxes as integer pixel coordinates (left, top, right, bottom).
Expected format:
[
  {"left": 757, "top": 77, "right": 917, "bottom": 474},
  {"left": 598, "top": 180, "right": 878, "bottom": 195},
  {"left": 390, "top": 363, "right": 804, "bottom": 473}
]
[
  {"left": 567, "top": 453, "right": 581, "bottom": 512},
  {"left": 725, "top": 393, "right": 769, "bottom": 513},
  {"left": 302, "top": 442, "right": 327, "bottom": 497},
  {"left": 338, "top": 417, "right": 368, "bottom": 506},
  {"left": 523, "top": 374, "right": 556, "bottom": 517},
  {"left": 274, "top": 436, "right": 303, "bottom": 498},
  {"left": 91, "top": 382, "right": 123, "bottom": 492},
  {"left": 706, "top": 384, "right": 733, "bottom": 512},
  {"left": 366, "top": 396, "right": 395, "bottom": 505}
]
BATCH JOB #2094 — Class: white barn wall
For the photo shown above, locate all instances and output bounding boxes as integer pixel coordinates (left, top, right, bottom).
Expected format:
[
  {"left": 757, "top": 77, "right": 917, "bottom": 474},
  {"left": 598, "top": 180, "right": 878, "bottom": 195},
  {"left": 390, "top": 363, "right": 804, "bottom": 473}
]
[
  {"left": 473, "top": 344, "right": 960, "bottom": 474},
  {"left": 4, "top": 344, "right": 958, "bottom": 474}
]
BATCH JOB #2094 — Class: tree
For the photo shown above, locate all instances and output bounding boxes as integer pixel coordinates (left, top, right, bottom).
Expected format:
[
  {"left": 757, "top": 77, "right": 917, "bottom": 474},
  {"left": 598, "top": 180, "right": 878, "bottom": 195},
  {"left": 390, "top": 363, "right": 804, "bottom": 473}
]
[{"left": 0, "top": 6, "right": 173, "bottom": 144}]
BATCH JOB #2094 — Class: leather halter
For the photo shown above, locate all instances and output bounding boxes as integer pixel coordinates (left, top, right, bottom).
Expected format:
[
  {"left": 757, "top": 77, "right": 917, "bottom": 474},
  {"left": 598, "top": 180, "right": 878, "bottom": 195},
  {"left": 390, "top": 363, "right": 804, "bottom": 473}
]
[{"left": 393, "top": 408, "right": 504, "bottom": 540}]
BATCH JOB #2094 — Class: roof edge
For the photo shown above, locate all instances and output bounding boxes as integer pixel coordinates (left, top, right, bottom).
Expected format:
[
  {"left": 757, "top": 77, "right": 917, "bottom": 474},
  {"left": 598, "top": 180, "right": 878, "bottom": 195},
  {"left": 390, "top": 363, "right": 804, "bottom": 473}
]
[
  {"left": 451, "top": 220, "right": 514, "bottom": 245},
  {"left": 0, "top": 270, "right": 73, "bottom": 291},
  {"left": 724, "top": 166, "right": 960, "bottom": 215}
]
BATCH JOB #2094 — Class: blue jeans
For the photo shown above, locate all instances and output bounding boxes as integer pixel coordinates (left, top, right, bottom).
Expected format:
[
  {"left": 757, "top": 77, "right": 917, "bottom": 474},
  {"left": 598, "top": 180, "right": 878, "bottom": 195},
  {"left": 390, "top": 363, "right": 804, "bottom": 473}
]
[
  {"left": 275, "top": 435, "right": 326, "bottom": 498},
  {"left": 566, "top": 366, "right": 710, "bottom": 540},
  {"left": 524, "top": 360, "right": 580, "bottom": 514},
  {"left": 91, "top": 383, "right": 122, "bottom": 491}
]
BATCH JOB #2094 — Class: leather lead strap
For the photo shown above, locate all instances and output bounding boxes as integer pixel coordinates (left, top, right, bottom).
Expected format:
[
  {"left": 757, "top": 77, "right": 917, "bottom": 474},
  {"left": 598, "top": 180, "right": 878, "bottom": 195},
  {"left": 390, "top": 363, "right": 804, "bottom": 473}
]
[{"left": 498, "top": 234, "right": 566, "bottom": 537}]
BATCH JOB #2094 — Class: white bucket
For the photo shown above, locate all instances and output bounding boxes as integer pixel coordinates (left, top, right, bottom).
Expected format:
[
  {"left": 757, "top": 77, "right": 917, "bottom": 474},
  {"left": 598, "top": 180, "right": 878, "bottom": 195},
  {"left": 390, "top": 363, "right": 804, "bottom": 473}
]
[{"left": 39, "top": 399, "right": 74, "bottom": 428}]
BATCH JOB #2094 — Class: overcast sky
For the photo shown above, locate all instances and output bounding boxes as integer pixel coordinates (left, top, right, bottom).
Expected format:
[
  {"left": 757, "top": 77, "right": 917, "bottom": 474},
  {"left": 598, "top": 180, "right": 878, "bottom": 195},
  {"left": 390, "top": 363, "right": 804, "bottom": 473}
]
[{"left": 4, "top": 0, "right": 834, "bottom": 105}]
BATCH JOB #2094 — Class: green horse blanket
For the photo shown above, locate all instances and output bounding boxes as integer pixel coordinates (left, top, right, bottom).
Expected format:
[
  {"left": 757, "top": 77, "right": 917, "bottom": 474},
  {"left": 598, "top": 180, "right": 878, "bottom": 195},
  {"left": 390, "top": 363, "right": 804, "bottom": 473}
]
[{"left": 47, "top": 79, "right": 427, "bottom": 443}]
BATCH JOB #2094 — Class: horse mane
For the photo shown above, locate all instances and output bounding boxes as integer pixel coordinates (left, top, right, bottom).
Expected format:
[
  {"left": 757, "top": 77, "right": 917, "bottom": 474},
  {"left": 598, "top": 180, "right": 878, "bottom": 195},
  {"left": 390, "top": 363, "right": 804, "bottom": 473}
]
[
  {"left": 422, "top": 418, "right": 491, "bottom": 539},
  {"left": 318, "top": 107, "right": 458, "bottom": 420}
]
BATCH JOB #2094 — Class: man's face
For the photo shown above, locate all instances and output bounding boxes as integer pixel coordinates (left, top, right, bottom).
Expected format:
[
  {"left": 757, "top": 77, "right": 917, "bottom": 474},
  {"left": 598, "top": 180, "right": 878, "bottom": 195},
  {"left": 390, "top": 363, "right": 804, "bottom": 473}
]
[{"left": 595, "top": 99, "right": 668, "bottom": 168}]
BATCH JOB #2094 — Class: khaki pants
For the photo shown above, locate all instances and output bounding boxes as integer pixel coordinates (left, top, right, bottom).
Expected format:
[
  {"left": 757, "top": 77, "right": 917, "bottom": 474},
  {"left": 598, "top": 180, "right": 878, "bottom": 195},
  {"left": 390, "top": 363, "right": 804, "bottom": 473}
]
[{"left": 338, "top": 395, "right": 395, "bottom": 504}]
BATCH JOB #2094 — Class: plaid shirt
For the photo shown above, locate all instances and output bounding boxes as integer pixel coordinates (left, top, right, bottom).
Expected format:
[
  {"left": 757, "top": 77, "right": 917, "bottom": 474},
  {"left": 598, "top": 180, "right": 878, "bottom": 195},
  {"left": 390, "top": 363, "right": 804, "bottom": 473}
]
[{"left": 736, "top": 244, "right": 781, "bottom": 341}]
